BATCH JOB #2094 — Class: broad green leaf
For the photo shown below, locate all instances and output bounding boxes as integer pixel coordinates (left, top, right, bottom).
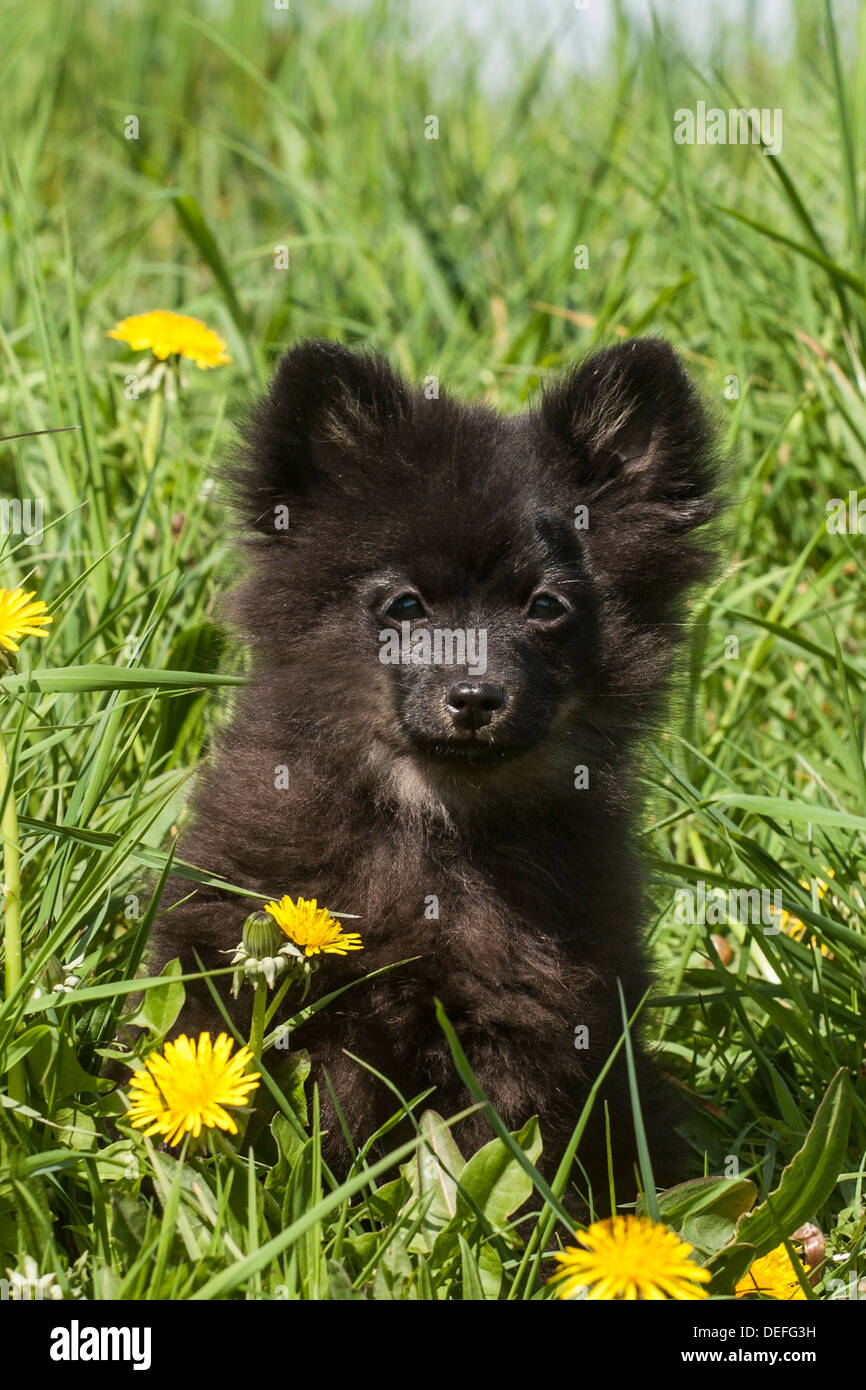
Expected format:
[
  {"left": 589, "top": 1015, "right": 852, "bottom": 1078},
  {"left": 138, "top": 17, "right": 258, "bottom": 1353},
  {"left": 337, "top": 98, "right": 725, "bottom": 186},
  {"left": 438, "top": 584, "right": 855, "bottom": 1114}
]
[
  {"left": 371, "top": 1231, "right": 413, "bottom": 1300},
  {"left": 95, "top": 1140, "right": 140, "bottom": 1183},
  {"left": 457, "top": 1116, "right": 542, "bottom": 1231},
  {"left": 28, "top": 1032, "right": 103, "bottom": 1100},
  {"left": 3, "top": 1023, "right": 53, "bottom": 1071},
  {"left": 642, "top": 1175, "right": 757, "bottom": 1229},
  {"left": 477, "top": 1240, "right": 504, "bottom": 1300},
  {"left": 269, "top": 1049, "right": 311, "bottom": 1128},
  {"left": 459, "top": 1234, "right": 486, "bottom": 1300},
  {"left": 681, "top": 1210, "right": 738, "bottom": 1255},
  {"left": 365, "top": 1176, "right": 410, "bottom": 1223},
  {"left": 53, "top": 1106, "right": 97, "bottom": 1149},
  {"left": 135, "top": 958, "right": 185, "bottom": 1036},
  {"left": 399, "top": 1110, "right": 466, "bottom": 1252},
  {"left": 266, "top": 1109, "right": 307, "bottom": 1187},
  {"left": 709, "top": 1069, "right": 852, "bottom": 1290},
  {"left": 327, "top": 1259, "right": 365, "bottom": 1301}
]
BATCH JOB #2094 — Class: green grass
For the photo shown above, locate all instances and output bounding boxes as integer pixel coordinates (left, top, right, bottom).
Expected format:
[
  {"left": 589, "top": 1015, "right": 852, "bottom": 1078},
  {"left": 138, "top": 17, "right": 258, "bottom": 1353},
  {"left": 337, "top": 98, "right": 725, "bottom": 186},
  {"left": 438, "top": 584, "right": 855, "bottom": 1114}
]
[{"left": 0, "top": 0, "right": 864, "bottom": 1301}]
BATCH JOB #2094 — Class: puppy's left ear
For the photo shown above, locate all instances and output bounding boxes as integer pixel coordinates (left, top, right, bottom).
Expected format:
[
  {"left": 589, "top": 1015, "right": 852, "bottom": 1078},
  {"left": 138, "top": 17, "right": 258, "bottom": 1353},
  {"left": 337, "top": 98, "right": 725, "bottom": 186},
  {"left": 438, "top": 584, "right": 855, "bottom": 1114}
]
[{"left": 540, "top": 338, "right": 720, "bottom": 598}]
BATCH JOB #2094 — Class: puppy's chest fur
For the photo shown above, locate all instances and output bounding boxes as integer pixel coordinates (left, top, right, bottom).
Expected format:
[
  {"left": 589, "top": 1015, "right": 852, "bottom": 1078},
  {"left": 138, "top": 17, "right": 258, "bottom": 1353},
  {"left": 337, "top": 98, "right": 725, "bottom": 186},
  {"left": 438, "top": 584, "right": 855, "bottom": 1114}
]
[{"left": 154, "top": 763, "right": 653, "bottom": 1163}]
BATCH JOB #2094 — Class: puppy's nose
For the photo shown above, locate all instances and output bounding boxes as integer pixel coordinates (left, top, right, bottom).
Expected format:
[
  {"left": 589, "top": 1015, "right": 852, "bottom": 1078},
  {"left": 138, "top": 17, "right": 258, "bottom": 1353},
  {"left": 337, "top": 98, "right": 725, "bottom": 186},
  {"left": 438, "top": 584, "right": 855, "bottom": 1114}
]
[{"left": 445, "top": 681, "right": 505, "bottom": 730}]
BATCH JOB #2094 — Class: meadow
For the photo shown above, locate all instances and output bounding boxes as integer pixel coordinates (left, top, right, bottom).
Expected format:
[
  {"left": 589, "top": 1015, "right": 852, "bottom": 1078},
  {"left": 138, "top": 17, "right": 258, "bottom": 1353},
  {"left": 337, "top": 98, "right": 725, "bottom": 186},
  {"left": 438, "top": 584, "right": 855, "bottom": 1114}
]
[{"left": 0, "top": 0, "right": 864, "bottom": 1301}]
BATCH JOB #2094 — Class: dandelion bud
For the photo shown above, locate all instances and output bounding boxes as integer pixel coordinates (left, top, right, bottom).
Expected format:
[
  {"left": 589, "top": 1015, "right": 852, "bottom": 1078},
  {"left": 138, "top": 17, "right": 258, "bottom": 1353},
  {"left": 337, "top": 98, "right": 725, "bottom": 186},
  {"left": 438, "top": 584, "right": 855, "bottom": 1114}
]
[
  {"left": 229, "top": 911, "right": 304, "bottom": 996},
  {"left": 242, "top": 911, "right": 284, "bottom": 960}
]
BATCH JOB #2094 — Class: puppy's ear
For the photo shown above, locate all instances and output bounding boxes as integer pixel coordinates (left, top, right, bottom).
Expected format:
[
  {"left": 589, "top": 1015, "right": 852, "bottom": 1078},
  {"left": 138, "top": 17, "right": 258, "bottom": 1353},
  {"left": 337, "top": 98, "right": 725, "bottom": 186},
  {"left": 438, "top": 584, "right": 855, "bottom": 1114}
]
[
  {"left": 238, "top": 339, "right": 411, "bottom": 524},
  {"left": 541, "top": 338, "right": 720, "bottom": 607}
]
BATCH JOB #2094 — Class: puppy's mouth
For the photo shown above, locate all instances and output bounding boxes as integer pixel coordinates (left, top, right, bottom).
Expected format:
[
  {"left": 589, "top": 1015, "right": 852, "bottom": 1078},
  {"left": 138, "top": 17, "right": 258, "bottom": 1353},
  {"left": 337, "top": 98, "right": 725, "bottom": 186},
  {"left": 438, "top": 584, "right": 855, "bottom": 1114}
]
[{"left": 408, "top": 735, "right": 533, "bottom": 767}]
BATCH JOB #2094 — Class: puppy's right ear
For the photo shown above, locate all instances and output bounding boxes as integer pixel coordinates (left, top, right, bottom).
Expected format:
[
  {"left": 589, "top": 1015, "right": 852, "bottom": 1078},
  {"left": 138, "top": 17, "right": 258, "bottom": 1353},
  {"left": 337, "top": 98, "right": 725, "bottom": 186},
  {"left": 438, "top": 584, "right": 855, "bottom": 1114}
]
[{"left": 237, "top": 339, "right": 411, "bottom": 524}]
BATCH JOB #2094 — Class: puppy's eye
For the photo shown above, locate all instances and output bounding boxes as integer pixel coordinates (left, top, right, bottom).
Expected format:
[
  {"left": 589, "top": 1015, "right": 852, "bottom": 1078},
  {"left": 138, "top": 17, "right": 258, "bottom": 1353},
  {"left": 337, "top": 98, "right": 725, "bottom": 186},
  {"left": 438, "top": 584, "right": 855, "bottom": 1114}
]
[
  {"left": 527, "top": 592, "right": 567, "bottom": 621},
  {"left": 385, "top": 593, "right": 427, "bottom": 620}
]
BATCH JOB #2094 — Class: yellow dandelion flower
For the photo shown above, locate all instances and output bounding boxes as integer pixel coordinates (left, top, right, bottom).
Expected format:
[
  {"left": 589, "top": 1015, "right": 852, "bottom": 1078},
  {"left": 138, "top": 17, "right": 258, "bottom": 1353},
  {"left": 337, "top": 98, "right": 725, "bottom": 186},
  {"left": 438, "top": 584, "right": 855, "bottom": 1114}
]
[
  {"left": 265, "top": 895, "right": 363, "bottom": 956},
  {"left": 127, "top": 1032, "right": 260, "bottom": 1146},
  {"left": 0, "top": 587, "right": 52, "bottom": 653},
  {"left": 735, "top": 1244, "right": 807, "bottom": 1300},
  {"left": 549, "top": 1215, "right": 711, "bottom": 1301},
  {"left": 107, "top": 310, "right": 231, "bottom": 368}
]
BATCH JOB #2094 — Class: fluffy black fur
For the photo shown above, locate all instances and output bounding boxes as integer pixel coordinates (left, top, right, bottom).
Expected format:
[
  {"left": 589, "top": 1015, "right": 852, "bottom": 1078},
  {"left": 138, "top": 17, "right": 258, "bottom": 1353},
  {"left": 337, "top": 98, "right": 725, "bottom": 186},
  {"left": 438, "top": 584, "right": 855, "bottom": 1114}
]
[{"left": 147, "top": 337, "right": 719, "bottom": 1198}]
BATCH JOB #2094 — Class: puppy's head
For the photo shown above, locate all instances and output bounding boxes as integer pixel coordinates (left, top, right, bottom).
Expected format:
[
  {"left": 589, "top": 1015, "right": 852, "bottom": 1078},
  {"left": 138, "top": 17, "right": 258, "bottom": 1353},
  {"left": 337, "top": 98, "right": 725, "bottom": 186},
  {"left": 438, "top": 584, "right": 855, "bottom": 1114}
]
[{"left": 233, "top": 339, "right": 718, "bottom": 801}]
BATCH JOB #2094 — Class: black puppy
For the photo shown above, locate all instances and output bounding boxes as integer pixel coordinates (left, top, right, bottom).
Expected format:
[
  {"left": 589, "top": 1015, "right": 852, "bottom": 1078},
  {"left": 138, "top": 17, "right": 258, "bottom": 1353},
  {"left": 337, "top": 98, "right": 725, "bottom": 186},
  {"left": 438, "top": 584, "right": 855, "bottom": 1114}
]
[{"left": 148, "top": 337, "right": 718, "bottom": 1197}]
